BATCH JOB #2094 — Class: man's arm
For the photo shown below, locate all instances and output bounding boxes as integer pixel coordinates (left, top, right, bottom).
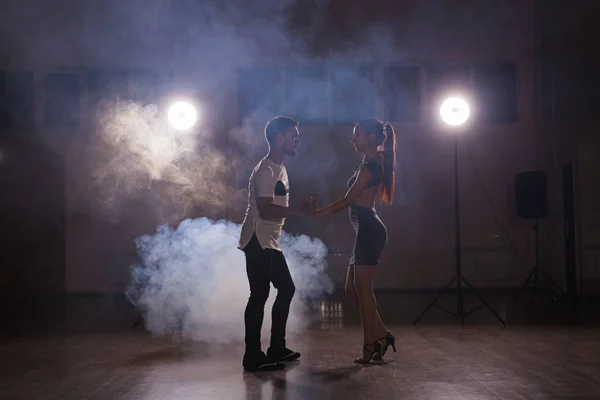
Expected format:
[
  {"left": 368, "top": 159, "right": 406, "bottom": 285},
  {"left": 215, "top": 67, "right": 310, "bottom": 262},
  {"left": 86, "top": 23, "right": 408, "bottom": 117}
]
[
  {"left": 253, "top": 165, "right": 307, "bottom": 220},
  {"left": 257, "top": 197, "right": 305, "bottom": 220}
]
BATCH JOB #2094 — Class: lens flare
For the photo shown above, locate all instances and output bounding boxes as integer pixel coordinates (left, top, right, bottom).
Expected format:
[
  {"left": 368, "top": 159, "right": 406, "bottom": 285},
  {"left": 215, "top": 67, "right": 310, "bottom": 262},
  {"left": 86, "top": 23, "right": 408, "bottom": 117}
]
[
  {"left": 168, "top": 101, "right": 197, "bottom": 131},
  {"left": 440, "top": 97, "right": 470, "bottom": 126}
]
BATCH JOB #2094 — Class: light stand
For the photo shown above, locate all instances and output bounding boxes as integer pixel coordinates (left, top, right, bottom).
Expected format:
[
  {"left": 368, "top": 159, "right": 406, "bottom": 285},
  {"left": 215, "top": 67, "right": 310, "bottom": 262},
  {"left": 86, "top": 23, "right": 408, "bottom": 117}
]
[
  {"left": 515, "top": 221, "right": 565, "bottom": 300},
  {"left": 413, "top": 97, "right": 506, "bottom": 327}
]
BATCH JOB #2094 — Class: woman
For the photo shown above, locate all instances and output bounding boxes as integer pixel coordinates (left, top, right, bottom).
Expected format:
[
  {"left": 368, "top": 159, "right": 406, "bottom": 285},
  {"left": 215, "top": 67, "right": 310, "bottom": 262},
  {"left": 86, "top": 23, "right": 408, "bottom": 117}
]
[{"left": 314, "top": 119, "right": 396, "bottom": 363}]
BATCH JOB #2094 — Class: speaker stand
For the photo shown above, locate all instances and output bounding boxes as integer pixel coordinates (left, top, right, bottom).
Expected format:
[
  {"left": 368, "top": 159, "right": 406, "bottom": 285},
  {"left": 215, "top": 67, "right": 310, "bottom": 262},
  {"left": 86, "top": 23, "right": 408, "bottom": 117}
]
[{"left": 516, "top": 222, "right": 566, "bottom": 300}]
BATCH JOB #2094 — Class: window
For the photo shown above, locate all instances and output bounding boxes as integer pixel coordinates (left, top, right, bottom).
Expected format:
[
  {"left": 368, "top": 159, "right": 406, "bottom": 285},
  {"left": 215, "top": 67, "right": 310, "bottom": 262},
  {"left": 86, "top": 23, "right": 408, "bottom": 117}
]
[
  {"left": 555, "top": 63, "right": 599, "bottom": 121},
  {"left": 552, "top": 11, "right": 598, "bottom": 122},
  {"left": 0, "top": 71, "right": 35, "bottom": 132},
  {"left": 237, "top": 67, "right": 282, "bottom": 125},
  {"left": 330, "top": 65, "right": 374, "bottom": 124},
  {"left": 473, "top": 63, "right": 517, "bottom": 123},
  {"left": 281, "top": 66, "right": 328, "bottom": 125},
  {"left": 87, "top": 70, "right": 130, "bottom": 123},
  {"left": 130, "top": 70, "right": 173, "bottom": 104},
  {"left": 383, "top": 66, "right": 421, "bottom": 122},
  {"left": 426, "top": 63, "right": 471, "bottom": 103},
  {"left": 87, "top": 70, "right": 129, "bottom": 105},
  {"left": 43, "top": 72, "right": 81, "bottom": 129}
]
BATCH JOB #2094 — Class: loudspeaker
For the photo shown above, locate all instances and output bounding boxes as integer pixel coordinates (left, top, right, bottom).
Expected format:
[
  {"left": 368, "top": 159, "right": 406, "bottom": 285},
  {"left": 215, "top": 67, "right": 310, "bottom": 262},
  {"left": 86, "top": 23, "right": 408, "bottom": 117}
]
[{"left": 515, "top": 171, "right": 547, "bottom": 219}]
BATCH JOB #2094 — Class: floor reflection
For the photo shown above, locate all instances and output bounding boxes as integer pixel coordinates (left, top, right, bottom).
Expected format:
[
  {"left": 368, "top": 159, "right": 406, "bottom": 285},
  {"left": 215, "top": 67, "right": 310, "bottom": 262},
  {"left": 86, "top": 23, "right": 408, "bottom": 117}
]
[
  {"left": 311, "top": 300, "right": 344, "bottom": 329},
  {"left": 2, "top": 293, "right": 600, "bottom": 399}
]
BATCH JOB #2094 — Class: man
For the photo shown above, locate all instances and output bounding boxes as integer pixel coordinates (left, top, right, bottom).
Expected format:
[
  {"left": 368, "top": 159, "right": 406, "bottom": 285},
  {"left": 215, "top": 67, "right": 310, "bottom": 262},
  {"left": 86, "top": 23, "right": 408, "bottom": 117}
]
[{"left": 238, "top": 116, "right": 315, "bottom": 372}]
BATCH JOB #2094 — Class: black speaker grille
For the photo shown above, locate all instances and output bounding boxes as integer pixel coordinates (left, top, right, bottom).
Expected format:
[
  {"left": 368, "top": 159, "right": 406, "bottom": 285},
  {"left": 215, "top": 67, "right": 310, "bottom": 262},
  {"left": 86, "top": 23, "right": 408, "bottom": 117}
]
[{"left": 515, "top": 171, "right": 547, "bottom": 220}]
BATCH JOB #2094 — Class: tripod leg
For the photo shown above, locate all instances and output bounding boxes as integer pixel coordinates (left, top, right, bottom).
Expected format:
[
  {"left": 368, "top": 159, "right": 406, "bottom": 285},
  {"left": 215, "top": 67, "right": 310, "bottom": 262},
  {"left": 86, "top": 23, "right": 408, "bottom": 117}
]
[
  {"left": 515, "top": 268, "right": 537, "bottom": 300},
  {"left": 538, "top": 269, "right": 566, "bottom": 296},
  {"left": 462, "top": 277, "right": 506, "bottom": 326},
  {"left": 413, "top": 277, "right": 456, "bottom": 325}
]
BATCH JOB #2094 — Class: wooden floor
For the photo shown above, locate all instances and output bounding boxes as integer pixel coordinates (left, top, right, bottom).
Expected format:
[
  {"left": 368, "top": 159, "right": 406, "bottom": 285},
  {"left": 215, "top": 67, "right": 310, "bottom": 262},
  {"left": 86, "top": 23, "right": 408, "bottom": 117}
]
[{"left": 1, "top": 292, "right": 600, "bottom": 399}]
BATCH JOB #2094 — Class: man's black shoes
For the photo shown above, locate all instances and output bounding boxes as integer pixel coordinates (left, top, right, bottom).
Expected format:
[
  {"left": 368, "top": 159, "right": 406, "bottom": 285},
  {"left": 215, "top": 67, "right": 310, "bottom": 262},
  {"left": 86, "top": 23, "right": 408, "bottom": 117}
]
[
  {"left": 243, "top": 352, "right": 285, "bottom": 372},
  {"left": 243, "top": 348, "right": 300, "bottom": 372},
  {"left": 266, "top": 347, "right": 301, "bottom": 362}
]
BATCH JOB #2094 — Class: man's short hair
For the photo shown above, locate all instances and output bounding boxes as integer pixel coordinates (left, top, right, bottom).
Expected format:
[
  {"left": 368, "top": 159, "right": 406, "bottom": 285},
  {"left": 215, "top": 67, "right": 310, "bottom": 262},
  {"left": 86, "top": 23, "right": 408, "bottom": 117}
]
[{"left": 264, "top": 116, "right": 298, "bottom": 145}]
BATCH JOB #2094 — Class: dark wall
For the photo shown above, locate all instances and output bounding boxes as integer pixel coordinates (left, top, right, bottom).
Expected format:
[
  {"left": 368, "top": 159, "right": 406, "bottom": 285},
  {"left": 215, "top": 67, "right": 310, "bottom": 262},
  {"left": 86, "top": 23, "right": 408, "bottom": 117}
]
[
  {"left": 0, "top": 0, "right": 541, "bottom": 292},
  {"left": 0, "top": 136, "right": 65, "bottom": 302}
]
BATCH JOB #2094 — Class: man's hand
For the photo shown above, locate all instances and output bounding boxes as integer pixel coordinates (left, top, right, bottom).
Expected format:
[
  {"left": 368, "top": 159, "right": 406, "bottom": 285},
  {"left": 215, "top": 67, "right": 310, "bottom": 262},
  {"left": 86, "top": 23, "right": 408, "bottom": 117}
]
[{"left": 301, "top": 196, "right": 318, "bottom": 215}]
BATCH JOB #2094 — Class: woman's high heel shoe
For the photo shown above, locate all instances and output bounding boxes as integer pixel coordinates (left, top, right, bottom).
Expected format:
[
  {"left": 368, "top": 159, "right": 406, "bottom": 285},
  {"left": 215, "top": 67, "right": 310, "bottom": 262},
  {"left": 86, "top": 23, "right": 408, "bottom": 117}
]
[
  {"left": 378, "top": 332, "right": 396, "bottom": 357},
  {"left": 354, "top": 340, "right": 383, "bottom": 364}
]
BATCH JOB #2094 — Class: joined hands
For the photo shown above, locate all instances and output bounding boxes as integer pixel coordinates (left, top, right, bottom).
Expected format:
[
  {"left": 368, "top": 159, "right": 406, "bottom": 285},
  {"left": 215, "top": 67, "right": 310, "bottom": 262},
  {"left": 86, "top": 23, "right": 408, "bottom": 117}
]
[
  {"left": 300, "top": 197, "right": 331, "bottom": 218},
  {"left": 301, "top": 196, "right": 318, "bottom": 215}
]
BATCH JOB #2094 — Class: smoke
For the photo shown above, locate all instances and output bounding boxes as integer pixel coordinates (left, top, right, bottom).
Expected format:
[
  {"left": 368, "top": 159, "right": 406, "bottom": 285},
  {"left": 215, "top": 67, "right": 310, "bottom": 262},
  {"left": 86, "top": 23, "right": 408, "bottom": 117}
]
[
  {"left": 0, "top": 0, "right": 530, "bottom": 320},
  {"left": 1, "top": 0, "right": 523, "bottom": 70},
  {"left": 126, "top": 217, "right": 334, "bottom": 343},
  {"left": 89, "top": 99, "right": 336, "bottom": 342},
  {"left": 88, "top": 99, "right": 244, "bottom": 223}
]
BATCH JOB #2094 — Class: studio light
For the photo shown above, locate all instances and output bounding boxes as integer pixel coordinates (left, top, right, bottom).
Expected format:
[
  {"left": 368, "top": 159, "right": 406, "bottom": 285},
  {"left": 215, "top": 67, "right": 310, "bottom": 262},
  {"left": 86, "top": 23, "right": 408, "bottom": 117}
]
[
  {"left": 440, "top": 96, "right": 470, "bottom": 126},
  {"left": 167, "top": 101, "right": 198, "bottom": 131},
  {"left": 414, "top": 95, "right": 505, "bottom": 327}
]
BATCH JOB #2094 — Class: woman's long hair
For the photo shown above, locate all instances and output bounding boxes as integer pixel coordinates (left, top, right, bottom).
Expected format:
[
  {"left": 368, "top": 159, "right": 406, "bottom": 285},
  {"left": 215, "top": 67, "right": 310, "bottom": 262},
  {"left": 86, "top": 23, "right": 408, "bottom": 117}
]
[{"left": 357, "top": 119, "right": 396, "bottom": 205}]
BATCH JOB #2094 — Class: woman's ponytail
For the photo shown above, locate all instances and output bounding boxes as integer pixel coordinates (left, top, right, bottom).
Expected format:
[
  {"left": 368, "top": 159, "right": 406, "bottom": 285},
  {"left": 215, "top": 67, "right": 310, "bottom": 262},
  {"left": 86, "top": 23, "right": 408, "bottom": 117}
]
[{"left": 380, "top": 123, "right": 396, "bottom": 205}]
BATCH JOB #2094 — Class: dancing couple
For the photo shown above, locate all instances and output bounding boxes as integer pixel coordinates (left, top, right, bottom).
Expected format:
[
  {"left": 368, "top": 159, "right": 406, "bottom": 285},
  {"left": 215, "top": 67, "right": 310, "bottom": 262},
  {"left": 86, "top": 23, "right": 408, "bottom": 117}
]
[{"left": 237, "top": 116, "right": 397, "bottom": 372}]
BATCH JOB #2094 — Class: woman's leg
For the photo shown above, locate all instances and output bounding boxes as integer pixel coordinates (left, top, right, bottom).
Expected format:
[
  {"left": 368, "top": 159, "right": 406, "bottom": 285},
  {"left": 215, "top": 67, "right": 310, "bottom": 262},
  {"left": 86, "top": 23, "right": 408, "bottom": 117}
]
[
  {"left": 354, "top": 265, "right": 388, "bottom": 338},
  {"left": 354, "top": 265, "right": 380, "bottom": 346},
  {"left": 347, "top": 264, "right": 388, "bottom": 339},
  {"left": 344, "top": 265, "right": 360, "bottom": 308}
]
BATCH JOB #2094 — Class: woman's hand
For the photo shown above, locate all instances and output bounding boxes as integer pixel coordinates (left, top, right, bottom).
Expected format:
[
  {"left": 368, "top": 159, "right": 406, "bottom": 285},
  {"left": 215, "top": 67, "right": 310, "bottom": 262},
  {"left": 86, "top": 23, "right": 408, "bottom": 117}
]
[{"left": 314, "top": 207, "right": 333, "bottom": 218}]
